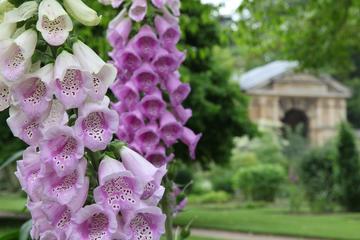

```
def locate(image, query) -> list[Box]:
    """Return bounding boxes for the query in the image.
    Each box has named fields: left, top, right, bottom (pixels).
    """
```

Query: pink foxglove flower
left=159, top=111, right=183, bottom=146
left=173, top=104, right=192, bottom=124
left=132, top=63, right=159, bottom=94
left=155, top=15, right=180, bottom=49
left=36, top=0, right=73, bottom=46
left=98, top=0, right=124, bottom=8
left=94, top=156, right=141, bottom=212
left=129, top=0, right=147, bottom=22
left=111, top=80, right=139, bottom=110
left=0, top=76, right=10, bottom=111
left=0, top=29, right=37, bottom=81
left=107, top=9, right=132, bottom=49
left=73, top=40, right=117, bottom=101
left=146, top=145, right=174, bottom=167
left=42, top=99, right=69, bottom=132
left=75, top=97, right=119, bottom=151
left=114, top=44, right=142, bottom=73
left=139, top=90, right=166, bottom=120
left=11, top=64, right=53, bottom=118
left=166, top=73, right=191, bottom=105
left=133, top=25, right=159, bottom=61
left=40, top=126, right=84, bottom=177
left=134, top=123, right=160, bottom=153
left=121, top=110, right=144, bottom=132
left=180, top=127, right=202, bottom=159
left=152, top=0, right=166, bottom=8
left=53, top=51, right=89, bottom=109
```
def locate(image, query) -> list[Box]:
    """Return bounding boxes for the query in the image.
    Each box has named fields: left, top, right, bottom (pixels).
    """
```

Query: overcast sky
left=201, top=0, right=243, bottom=16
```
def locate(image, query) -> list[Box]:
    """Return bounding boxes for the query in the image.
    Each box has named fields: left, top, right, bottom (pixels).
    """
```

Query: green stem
left=161, top=177, right=174, bottom=240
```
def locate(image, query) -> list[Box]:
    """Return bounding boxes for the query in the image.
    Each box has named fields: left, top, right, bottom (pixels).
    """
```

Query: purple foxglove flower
left=15, top=147, right=44, bottom=201
left=167, top=0, right=180, bottom=16
left=98, top=0, right=124, bottom=8
left=71, top=204, right=120, bottom=240
left=0, top=29, right=37, bottom=82
left=180, top=127, right=202, bottom=159
left=114, top=44, right=142, bottom=72
left=132, top=63, right=159, bottom=93
left=152, top=48, right=179, bottom=77
left=139, top=90, right=166, bottom=120
left=155, top=15, right=180, bottom=49
left=75, top=97, right=119, bottom=151
left=107, top=9, right=132, bottom=49
left=73, top=40, right=117, bottom=101
left=42, top=158, right=89, bottom=206
left=159, top=111, right=183, bottom=146
left=40, top=126, right=84, bottom=177
left=146, top=145, right=174, bottom=167
left=111, top=101, right=127, bottom=114
left=121, top=110, right=144, bottom=132
left=94, top=156, right=141, bottom=212
left=42, top=100, right=69, bottom=132
left=166, top=74, right=191, bottom=105
left=111, top=80, right=139, bottom=110
left=36, top=0, right=73, bottom=46
left=53, top=51, right=89, bottom=109
left=143, top=186, right=165, bottom=206
left=11, top=64, right=53, bottom=118
left=129, top=0, right=147, bottom=22
left=123, top=206, right=165, bottom=240
left=7, top=108, right=44, bottom=146
left=152, top=0, right=166, bottom=8
left=27, top=201, right=53, bottom=240
left=0, top=76, right=10, bottom=111
left=173, top=104, right=192, bottom=124
left=133, top=25, right=159, bottom=61
left=116, top=125, right=132, bottom=143
left=121, top=147, right=166, bottom=200
left=129, top=141, right=143, bottom=155
left=134, top=123, right=160, bottom=153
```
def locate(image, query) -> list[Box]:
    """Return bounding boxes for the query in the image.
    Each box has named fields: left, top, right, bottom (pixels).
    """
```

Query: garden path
left=192, top=228, right=321, bottom=240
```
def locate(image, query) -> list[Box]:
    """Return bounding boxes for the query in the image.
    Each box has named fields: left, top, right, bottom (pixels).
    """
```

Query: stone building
left=238, top=61, right=351, bottom=145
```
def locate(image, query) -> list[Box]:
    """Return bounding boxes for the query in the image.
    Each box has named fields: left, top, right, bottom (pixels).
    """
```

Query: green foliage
left=207, top=165, right=234, bottom=194
left=335, top=122, right=360, bottom=212
left=345, top=78, right=360, bottom=128
left=232, top=164, right=285, bottom=202
left=300, top=145, right=336, bottom=212
left=188, top=191, right=231, bottom=204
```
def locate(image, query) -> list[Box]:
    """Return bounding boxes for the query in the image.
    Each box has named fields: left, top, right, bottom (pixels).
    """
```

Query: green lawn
left=174, top=203, right=360, bottom=240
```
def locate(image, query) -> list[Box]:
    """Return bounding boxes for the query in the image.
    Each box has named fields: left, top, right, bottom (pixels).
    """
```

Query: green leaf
left=0, top=150, right=23, bottom=170
left=19, top=220, right=32, bottom=240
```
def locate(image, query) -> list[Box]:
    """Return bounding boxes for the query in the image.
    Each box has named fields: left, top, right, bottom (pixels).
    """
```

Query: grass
left=0, top=194, right=26, bottom=213
left=174, top=203, right=360, bottom=240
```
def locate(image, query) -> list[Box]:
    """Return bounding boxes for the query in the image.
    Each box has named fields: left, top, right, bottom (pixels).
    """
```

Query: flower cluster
left=1, top=1, right=166, bottom=239
left=105, top=0, right=202, bottom=170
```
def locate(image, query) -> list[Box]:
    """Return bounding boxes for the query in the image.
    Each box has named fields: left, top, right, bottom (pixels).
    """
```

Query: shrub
left=208, top=165, right=234, bottom=193
left=188, top=191, right=231, bottom=204
left=300, top=145, right=336, bottom=212
left=335, top=123, right=360, bottom=212
left=232, top=164, right=286, bottom=202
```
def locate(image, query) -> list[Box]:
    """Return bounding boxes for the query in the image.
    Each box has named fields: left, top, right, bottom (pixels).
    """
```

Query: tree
left=335, top=123, right=360, bottom=211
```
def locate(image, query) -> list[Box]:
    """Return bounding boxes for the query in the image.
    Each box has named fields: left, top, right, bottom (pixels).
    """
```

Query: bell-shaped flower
left=132, top=63, right=159, bottom=94
left=111, top=100, right=127, bottom=115
left=0, top=75, right=10, bottom=111
left=36, top=0, right=73, bottom=46
left=122, top=206, right=166, bottom=240
left=40, top=126, right=84, bottom=177
left=180, top=127, right=202, bottom=159
left=121, top=110, right=144, bottom=132
left=111, top=80, right=139, bottom=110
left=139, top=90, right=166, bottom=120
left=0, top=29, right=37, bottom=82
left=53, top=51, right=89, bottom=109
left=133, top=25, right=159, bottom=61
left=155, top=15, right=180, bottom=50
left=152, top=48, right=179, bottom=77
left=167, top=0, right=180, bottom=16
left=73, top=40, right=117, bottom=101
left=7, top=107, right=45, bottom=146
left=114, top=44, right=142, bottom=72
left=27, top=201, right=53, bottom=240
left=42, top=99, right=69, bottom=132
left=42, top=158, right=89, bottom=206
left=0, top=1, right=14, bottom=22
left=3, top=1, right=37, bottom=23
left=129, top=0, right=147, bottom=22
left=11, top=64, right=53, bottom=118
left=167, top=74, right=191, bottom=105
left=143, top=186, right=165, bottom=206
left=146, top=145, right=174, bottom=167
left=121, top=147, right=167, bottom=200
left=173, top=104, right=192, bottom=124
left=116, top=125, right=132, bottom=143
left=0, top=22, right=16, bottom=40
left=134, top=123, right=160, bottom=153
left=63, top=0, right=101, bottom=26
left=159, top=111, right=183, bottom=146
left=152, top=0, right=166, bottom=8
left=94, top=156, right=141, bottom=212
left=71, top=204, right=120, bottom=240
left=15, top=147, right=44, bottom=201
left=98, top=0, right=124, bottom=8
left=107, top=9, right=132, bottom=49
left=75, top=97, right=119, bottom=151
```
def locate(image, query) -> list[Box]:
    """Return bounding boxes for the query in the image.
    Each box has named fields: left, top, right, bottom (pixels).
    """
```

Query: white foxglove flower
left=36, top=0, right=73, bottom=46
left=63, top=0, right=101, bottom=26
left=3, top=1, right=38, bottom=23
left=0, top=22, right=16, bottom=40
left=0, top=0, right=14, bottom=23
left=73, top=40, right=117, bottom=101
left=0, top=75, right=10, bottom=111
left=0, top=29, right=37, bottom=82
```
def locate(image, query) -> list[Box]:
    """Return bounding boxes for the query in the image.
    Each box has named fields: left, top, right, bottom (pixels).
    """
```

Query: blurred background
left=1, top=0, right=360, bottom=239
